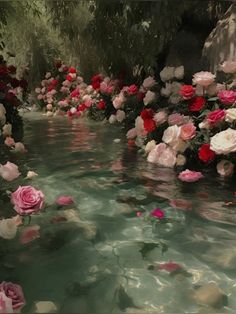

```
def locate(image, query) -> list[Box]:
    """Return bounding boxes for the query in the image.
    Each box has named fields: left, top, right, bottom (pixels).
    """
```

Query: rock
left=203, top=4, right=236, bottom=74
left=34, top=301, right=58, bottom=313
left=190, top=282, right=228, bottom=308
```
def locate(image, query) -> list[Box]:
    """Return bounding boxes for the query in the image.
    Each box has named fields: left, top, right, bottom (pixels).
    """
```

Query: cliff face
left=203, top=4, right=236, bottom=73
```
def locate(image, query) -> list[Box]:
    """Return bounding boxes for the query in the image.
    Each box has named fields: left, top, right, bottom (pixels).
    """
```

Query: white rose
left=145, top=140, right=156, bottom=153
left=147, top=143, right=176, bottom=167
left=143, top=91, right=156, bottom=106
left=135, top=116, right=145, bottom=136
left=109, top=114, right=117, bottom=124
left=142, top=76, right=156, bottom=89
left=162, top=125, right=180, bottom=146
left=176, top=154, right=186, bottom=166
left=210, top=128, right=236, bottom=154
left=192, top=71, right=215, bottom=87
left=153, top=111, right=167, bottom=125
left=160, top=67, right=175, bottom=82
left=174, top=66, right=184, bottom=80
left=171, top=82, right=182, bottom=94
left=0, top=216, right=21, bottom=239
left=116, top=110, right=125, bottom=122
left=225, top=109, right=236, bottom=123
left=216, top=160, right=234, bottom=176
left=45, top=72, right=51, bottom=79
left=2, top=123, right=12, bottom=136
left=169, top=94, right=181, bottom=105
left=161, top=83, right=172, bottom=97
left=220, top=61, right=236, bottom=74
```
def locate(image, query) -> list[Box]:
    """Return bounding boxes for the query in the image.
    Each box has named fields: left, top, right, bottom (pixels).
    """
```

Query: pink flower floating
left=0, top=281, right=25, bottom=313
left=178, top=169, right=204, bottom=182
left=55, top=195, right=74, bottom=206
left=150, top=208, right=165, bottom=219
left=157, top=261, right=183, bottom=273
left=11, top=186, right=45, bottom=215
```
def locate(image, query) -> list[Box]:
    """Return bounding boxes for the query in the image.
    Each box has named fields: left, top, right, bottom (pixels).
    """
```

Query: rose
left=140, top=109, right=154, bottom=120
left=210, top=128, right=236, bottom=154
left=169, top=199, right=192, bottom=211
left=0, top=282, right=25, bottom=312
left=12, top=142, right=27, bottom=153
left=2, top=123, right=12, bottom=136
left=55, top=196, right=74, bottom=206
left=188, top=97, right=206, bottom=112
left=116, top=110, right=125, bottom=122
left=192, top=71, right=215, bottom=87
left=26, top=171, right=38, bottom=179
left=162, top=125, right=180, bottom=146
left=69, top=67, right=76, bottom=73
left=147, top=143, right=176, bottom=167
left=126, top=128, right=137, bottom=139
left=180, top=123, right=196, bottom=141
left=216, top=160, right=234, bottom=176
left=225, top=108, right=236, bottom=123
left=113, top=93, right=125, bottom=109
left=198, top=144, right=216, bottom=163
left=174, top=66, right=184, bottom=80
left=179, top=85, right=195, bottom=100
left=0, top=216, right=22, bottom=240
left=127, top=84, right=138, bottom=95
left=169, top=94, right=181, bottom=105
left=150, top=208, right=164, bottom=219
left=160, top=66, right=175, bottom=82
left=11, top=186, right=44, bottom=215
left=0, top=162, right=20, bottom=182
left=153, top=111, right=167, bottom=125
left=20, top=225, right=40, bottom=244
left=142, top=76, right=156, bottom=89
left=218, top=90, right=236, bottom=105
left=143, top=91, right=156, bottom=106
left=46, top=104, right=53, bottom=111
left=176, top=154, right=186, bottom=166
left=143, top=119, right=156, bottom=133
left=207, top=83, right=225, bottom=96
left=168, top=113, right=185, bottom=126
left=0, top=291, right=13, bottom=313
left=207, top=109, right=225, bottom=125
left=97, top=100, right=106, bottom=110
left=4, top=137, right=15, bottom=147
left=220, top=61, right=236, bottom=74
left=145, top=140, right=156, bottom=153
left=178, top=169, right=204, bottom=182
left=109, top=114, right=117, bottom=124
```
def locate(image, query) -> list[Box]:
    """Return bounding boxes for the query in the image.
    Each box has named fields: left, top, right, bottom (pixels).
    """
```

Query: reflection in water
left=3, top=112, right=236, bottom=313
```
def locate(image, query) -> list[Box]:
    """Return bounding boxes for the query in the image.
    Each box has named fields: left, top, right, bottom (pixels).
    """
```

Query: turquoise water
left=2, top=112, right=236, bottom=313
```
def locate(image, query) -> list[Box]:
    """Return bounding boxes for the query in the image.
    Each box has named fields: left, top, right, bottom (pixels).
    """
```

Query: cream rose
left=192, top=71, right=216, bottom=87
left=162, top=125, right=180, bottom=146
left=225, top=108, right=236, bottom=123
left=145, top=140, right=156, bottom=153
left=210, top=128, right=236, bottom=154
left=143, top=91, right=156, bottom=106
left=153, top=111, right=167, bottom=125
left=160, top=67, right=175, bottom=82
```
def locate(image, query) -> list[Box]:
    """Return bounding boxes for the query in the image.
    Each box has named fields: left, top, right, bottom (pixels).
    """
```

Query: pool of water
left=2, top=112, right=236, bottom=313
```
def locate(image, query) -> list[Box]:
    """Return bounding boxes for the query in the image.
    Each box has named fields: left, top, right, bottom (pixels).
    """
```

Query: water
left=2, top=112, right=236, bottom=313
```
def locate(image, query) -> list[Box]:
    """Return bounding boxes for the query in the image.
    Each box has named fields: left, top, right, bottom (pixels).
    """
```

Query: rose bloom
left=11, top=186, right=45, bottom=215
left=126, top=128, right=137, bottom=139
left=47, top=104, right=53, bottom=111
left=210, top=128, right=236, bottom=154
left=161, top=83, right=172, bottom=97
left=225, top=108, right=236, bottom=123
left=0, top=291, right=13, bottom=313
left=109, top=114, right=117, bottom=124
left=0, top=161, right=20, bottom=182
left=178, top=169, right=204, bottom=182
left=160, top=66, right=175, bottom=82
left=153, top=111, right=167, bottom=125
left=192, top=71, right=216, bottom=87
left=168, top=113, right=185, bottom=126
left=147, top=143, right=177, bottom=167
left=162, top=125, right=180, bottom=146
left=0, top=282, right=25, bottom=312
left=143, top=91, right=156, bottom=106
left=188, top=96, right=206, bottom=112
left=116, top=110, right=126, bottom=122
left=198, top=144, right=216, bottom=163
left=150, top=208, right=164, bottom=219
left=174, top=65, right=184, bottom=80
left=207, top=109, right=225, bottom=125
left=179, top=85, right=195, bottom=100
left=4, top=136, right=15, bottom=147
left=144, top=119, right=156, bottom=133
left=0, top=216, right=22, bottom=240
left=218, top=90, right=236, bottom=105
left=145, top=140, right=156, bottom=153
left=56, top=195, right=74, bottom=206
left=207, top=83, right=225, bottom=96
left=97, top=100, right=106, bottom=110
left=127, top=84, right=138, bottom=95
left=20, top=225, right=40, bottom=244
left=216, top=160, right=234, bottom=177
left=13, top=142, right=27, bottom=153
left=220, top=61, right=236, bottom=74
left=180, top=123, right=196, bottom=140
left=142, top=76, right=156, bottom=90
left=176, top=154, right=186, bottom=166
left=2, top=123, right=12, bottom=136
left=113, top=93, right=125, bottom=109
left=140, top=108, right=154, bottom=120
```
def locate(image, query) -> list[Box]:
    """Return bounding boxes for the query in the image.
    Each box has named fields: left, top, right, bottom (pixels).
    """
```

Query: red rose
left=70, top=89, right=80, bottom=98
left=188, top=96, right=206, bottom=112
left=68, top=67, right=76, bottom=73
left=51, top=79, right=59, bottom=86
left=7, top=65, right=16, bottom=74
left=10, top=78, right=20, bottom=88
left=92, top=81, right=101, bottom=90
left=141, top=108, right=154, bottom=120
left=144, top=119, right=156, bottom=133
left=66, top=74, right=73, bottom=82
left=77, top=103, right=86, bottom=112
left=198, top=143, right=216, bottom=163
left=63, top=66, right=68, bottom=72
left=179, top=85, right=195, bottom=100
left=97, top=100, right=106, bottom=110
left=207, top=109, right=225, bottom=125
left=128, top=84, right=138, bottom=95
left=91, top=74, right=102, bottom=83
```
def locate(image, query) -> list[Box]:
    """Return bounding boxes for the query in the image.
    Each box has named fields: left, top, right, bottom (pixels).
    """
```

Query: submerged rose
left=20, top=225, right=40, bottom=244
left=0, top=282, right=25, bottom=312
left=11, top=186, right=45, bottom=215
left=178, top=169, right=204, bottom=182
left=150, top=208, right=165, bottom=219
left=55, top=195, right=74, bottom=206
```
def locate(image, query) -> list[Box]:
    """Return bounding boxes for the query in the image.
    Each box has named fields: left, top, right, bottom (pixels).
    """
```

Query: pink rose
left=11, top=186, right=45, bottom=215
left=113, top=93, right=125, bottom=109
left=178, top=169, right=204, bottom=182
left=192, top=71, right=215, bottom=87
left=180, top=123, right=196, bottom=140
left=20, top=225, right=40, bottom=244
left=168, top=113, right=185, bottom=126
left=169, top=199, right=192, bottom=211
left=0, top=291, right=13, bottom=313
left=126, top=128, right=137, bottom=139
left=0, top=162, right=20, bottom=182
left=218, top=90, right=236, bottom=105
left=127, top=84, right=138, bottom=95
left=207, top=109, right=225, bottom=125
left=150, top=208, right=164, bottom=219
left=153, top=111, right=167, bottom=125
left=147, top=143, right=177, bottom=167
left=0, top=282, right=25, bottom=312
left=4, top=137, right=15, bottom=147
left=55, top=195, right=74, bottom=206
